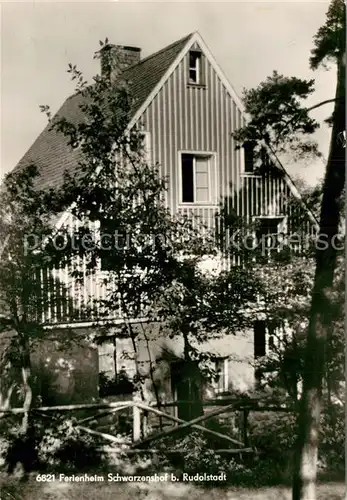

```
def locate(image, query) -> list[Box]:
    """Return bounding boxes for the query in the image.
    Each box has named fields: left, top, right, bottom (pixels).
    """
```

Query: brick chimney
left=99, top=44, right=141, bottom=81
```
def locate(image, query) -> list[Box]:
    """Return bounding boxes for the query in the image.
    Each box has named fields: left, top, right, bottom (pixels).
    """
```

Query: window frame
left=188, top=50, right=202, bottom=85
left=97, top=337, right=136, bottom=380
left=212, top=357, right=229, bottom=394
left=242, top=141, right=256, bottom=174
left=178, top=151, right=218, bottom=207
left=252, top=215, right=287, bottom=258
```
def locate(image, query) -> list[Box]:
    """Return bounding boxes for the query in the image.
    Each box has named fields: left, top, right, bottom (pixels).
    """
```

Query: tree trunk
left=19, top=335, right=33, bottom=434
left=292, top=51, right=345, bottom=500
left=181, top=331, right=204, bottom=422
left=0, top=384, right=15, bottom=416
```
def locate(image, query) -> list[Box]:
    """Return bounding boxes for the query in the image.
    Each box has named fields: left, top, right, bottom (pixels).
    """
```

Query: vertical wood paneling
left=162, top=84, right=168, bottom=186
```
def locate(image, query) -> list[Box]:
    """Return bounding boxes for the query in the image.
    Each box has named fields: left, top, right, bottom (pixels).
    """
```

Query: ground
left=0, top=474, right=345, bottom=500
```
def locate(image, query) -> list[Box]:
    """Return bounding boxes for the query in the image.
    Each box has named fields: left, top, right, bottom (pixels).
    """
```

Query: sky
left=1, top=1, right=335, bottom=186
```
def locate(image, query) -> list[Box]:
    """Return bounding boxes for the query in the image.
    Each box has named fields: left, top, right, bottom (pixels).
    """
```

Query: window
left=213, top=358, right=229, bottom=393
left=99, top=217, right=123, bottom=272
left=181, top=153, right=216, bottom=204
left=98, top=338, right=136, bottom=397
left=267, top=321, right=276, bottom=351
left=243, top=142, right=255, bottom=173
left=254, top=320, right=266, bottom=358
left=189, top=51, right=202, bottom=84
left=98, top=339, right=116, bottom=380
left=255, top=217, right=284, bottom=256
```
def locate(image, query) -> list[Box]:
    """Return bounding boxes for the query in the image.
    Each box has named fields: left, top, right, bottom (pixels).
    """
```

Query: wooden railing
left=2, top=396, right=295, bottom=455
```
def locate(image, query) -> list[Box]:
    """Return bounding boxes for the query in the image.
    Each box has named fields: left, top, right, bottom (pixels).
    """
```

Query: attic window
left=189, top=51, right=202, bottom=84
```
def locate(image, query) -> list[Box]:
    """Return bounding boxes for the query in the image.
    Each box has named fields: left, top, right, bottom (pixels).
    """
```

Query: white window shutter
left=195, top=156, right=210, bottom=202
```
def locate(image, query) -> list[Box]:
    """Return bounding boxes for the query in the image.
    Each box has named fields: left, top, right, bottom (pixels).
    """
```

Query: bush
left=248, top=411, right=297, bottom=455
left=319, top=403, right=344, bottom=473
left=37, top=418, right=106, bottom=472
left=246, top=411, right=297, bottom=484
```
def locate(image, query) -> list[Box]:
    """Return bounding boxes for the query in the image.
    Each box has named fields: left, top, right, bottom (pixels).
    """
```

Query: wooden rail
left=3, top=397, right=295, bottom=454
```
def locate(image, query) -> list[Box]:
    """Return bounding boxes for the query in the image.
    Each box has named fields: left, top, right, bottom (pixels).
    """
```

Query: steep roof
left=12, top=33, right=194, bottom=191
left=123, top=33, right=193, bottom=116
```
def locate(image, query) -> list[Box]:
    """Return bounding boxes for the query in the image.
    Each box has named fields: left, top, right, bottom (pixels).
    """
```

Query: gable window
left=180, top=153, right=216, bottom=204
left=189, top=51, right=202, bottom=84
left=213, top=358, right=229, bottom=394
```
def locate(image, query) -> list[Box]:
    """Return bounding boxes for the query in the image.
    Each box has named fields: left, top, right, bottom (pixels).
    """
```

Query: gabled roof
left=123, top=33, right=193, bottom=116
left=12, top=33, right=194, bottom=191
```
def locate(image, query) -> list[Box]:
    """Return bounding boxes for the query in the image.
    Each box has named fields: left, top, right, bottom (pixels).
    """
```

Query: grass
left=0, top=473, right=345, bottom=500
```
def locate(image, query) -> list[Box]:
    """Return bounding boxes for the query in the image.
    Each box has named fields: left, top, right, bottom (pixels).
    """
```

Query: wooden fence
left=0, top=396, right=295, bottom=455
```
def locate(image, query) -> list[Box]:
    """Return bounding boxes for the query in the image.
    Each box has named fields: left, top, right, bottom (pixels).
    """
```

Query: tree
left=254, top=251, right=344, bottom=409
left=292, top=2, right=345, bottom=498
left=0, top=165, right=62, bottom=432
left=233, top=2, right=345, bottom=497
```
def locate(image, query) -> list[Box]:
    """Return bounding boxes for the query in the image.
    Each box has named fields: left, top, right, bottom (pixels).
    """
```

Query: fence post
left=142, top=410, right=149, bottom=437
left=133, top=394, right=141, bottom=442
left=242, top=409, right=249, bottom=447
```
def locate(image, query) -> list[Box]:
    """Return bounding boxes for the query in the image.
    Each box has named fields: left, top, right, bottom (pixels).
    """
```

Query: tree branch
left=306, top=97, right=340, bottom=113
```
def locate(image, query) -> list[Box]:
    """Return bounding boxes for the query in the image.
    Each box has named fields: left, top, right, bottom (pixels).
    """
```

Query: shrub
left=246, top=411, right=297, bottom=484
left=37, top=418, right=106, bottom=472
left=0, top=436, right=10, bottom=468
left=319, top=403, right=344, bottom=473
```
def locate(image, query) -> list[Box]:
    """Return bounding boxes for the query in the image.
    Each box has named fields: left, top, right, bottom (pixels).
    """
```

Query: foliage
left=249, top=412, right=297, bottom=457
left=319, top=403, right=344, bottom=472
left=310, top=0, right=346, bottom=70
left=99, top=371, right=134, bottom=397
left=171, top=431, right=229, bottom=475
left=155, top=427, right=293, bottom=487
left=254, top=251, right=344, bottom=405
left=0, top=416, right=107, bottom=474
left=37, top=417, right=106, bottom=472
left=233, top=72, right=321, bottom=160
left=0, top=165, right=64, bottom=431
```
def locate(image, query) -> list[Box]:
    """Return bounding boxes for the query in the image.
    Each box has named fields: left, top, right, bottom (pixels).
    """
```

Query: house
left=11, top=32, right=317, bottom=409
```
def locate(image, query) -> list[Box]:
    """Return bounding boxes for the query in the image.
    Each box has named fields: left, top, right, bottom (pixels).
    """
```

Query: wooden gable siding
left=37, top=213, right=117, bottom=325
left=139, top=42, right=244, bottom=224
left=136, top=42, right=312, bottom=236
left=239, top=171, right=315, bottom=235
